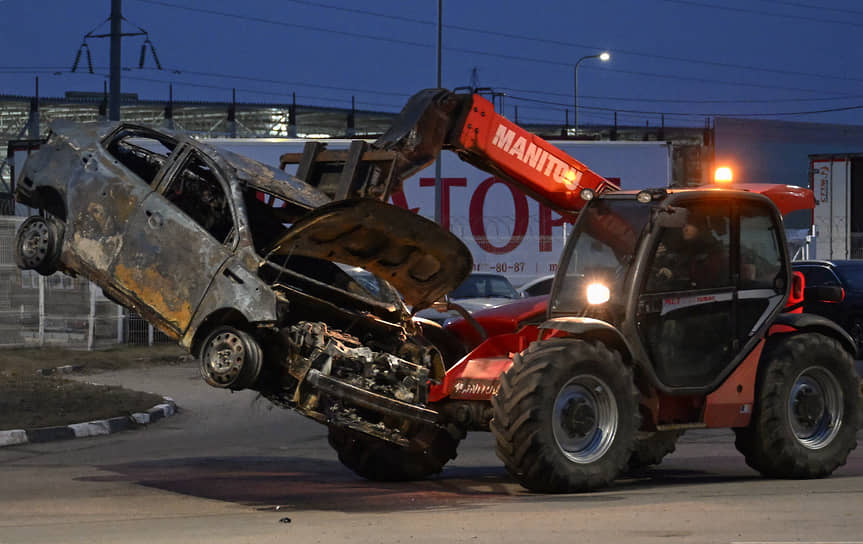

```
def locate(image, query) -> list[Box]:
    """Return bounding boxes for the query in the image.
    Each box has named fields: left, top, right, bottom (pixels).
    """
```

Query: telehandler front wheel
left=328, top=425, right=461, bottom=481
left=734, top=332, right=860, bottom=479
left=490, top=339, right=640, bottom=492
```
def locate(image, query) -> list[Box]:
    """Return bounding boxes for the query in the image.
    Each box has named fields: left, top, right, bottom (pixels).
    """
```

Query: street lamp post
left=573, top=51, right=610, bottom=135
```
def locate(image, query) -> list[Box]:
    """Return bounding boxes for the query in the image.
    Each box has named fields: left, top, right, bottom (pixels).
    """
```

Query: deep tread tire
left=328, top=425, right=460, bottom=482
left=848, top=318, right=863, bottom=358
left=199, top=326, right=263, bottom=390
left=626, top=430, right=684, bottom=472
left=15, top=215, right=64, bottom=276
left=734, top=333, right=860, bottom=479
left=490, top=339, right=640, bottom=493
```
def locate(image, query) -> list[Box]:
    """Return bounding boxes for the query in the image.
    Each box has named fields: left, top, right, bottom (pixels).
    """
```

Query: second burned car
left=14, top=120, right=474, bottom=475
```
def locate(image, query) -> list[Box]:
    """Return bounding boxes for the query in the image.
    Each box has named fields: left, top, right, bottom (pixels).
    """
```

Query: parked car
left=415, top=272, right=522, bottom=324
left=792, top=260, right=863, bottom=354
left=518, top=274, right=555, bottom=297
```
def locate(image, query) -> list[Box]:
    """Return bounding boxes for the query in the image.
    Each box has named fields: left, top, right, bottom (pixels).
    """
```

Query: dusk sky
left=2, top=0, right=863, bottom=128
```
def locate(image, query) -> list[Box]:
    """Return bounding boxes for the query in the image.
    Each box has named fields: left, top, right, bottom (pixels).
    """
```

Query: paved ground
left=1, top=363, right=862, bottom=544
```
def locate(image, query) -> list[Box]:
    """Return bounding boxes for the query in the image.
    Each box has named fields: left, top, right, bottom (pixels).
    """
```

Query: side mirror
left=804, top=285, right=845, bottom=303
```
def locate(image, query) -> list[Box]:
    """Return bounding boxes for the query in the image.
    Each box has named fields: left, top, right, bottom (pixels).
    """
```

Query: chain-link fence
left=0, top=216, right=174, bottom=349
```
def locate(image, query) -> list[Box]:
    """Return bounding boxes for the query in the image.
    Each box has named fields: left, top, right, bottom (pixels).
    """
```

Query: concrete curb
left=0, top=398, right=178, bottom=448
left=36, top=364, right=86, bottom=377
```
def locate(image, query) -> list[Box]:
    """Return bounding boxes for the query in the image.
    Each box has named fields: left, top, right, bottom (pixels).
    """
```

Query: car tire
left=734, top=332, right=860, bottom=478
left=490, top=338, right=640, bottom=492
left=199, top=326, right=263, bottom=390
left=848, top=317, right=863, bottom=358
left=328, top=425, right=461, bottom=481
left=15, top=215, right=64, bottom=276
left=626, top=430, right=684, bottom=473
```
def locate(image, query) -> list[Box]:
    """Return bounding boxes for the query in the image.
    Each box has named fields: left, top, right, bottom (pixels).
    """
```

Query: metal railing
left=0, top=216, right=174, bottom=349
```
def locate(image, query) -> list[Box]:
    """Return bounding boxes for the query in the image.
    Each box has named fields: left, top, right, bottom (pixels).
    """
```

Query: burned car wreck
left=14, top=118, right=473, bottom=476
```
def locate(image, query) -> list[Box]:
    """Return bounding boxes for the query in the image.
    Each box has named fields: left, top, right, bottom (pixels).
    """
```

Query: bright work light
left=586, top=282, right=611, bottom=305
left=714, top=166, right=733, bottom=183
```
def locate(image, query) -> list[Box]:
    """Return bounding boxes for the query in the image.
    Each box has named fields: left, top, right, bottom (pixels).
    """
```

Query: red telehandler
left=290, top=88, right=860, bottom=492
left=17, top=86, right=855, bottom=493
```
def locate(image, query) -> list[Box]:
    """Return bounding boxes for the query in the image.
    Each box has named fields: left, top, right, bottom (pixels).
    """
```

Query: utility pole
left=109, top=0, right=122, bottom=121
left=434, top=0, right=443, bottom=225
left=27, top=77, right=39, bottom=139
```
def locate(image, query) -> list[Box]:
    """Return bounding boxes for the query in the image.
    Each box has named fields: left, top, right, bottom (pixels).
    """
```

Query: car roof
left=793, top=260, right=863, bottom=268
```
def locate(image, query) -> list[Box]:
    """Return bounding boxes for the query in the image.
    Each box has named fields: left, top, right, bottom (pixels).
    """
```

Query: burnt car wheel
left=15, top=215, right=64, bottom=276
left=328, top=425, right=461, bottom=481
left=199, top=326, right=263, bottom=390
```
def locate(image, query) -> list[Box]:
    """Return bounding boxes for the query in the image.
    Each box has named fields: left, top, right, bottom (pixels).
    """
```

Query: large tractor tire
left=626, top=430, right=684, bottom=473
left=328, top=425, right=461, bottom=482
left=734, top=332, right=860, bottom=479
left=15, top=215, right=64, bottom=276
left=490, top=339, right=640, bottom=492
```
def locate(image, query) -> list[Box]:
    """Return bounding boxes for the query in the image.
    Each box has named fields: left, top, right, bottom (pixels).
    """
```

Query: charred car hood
left=267, top=199, right=472, bottom=309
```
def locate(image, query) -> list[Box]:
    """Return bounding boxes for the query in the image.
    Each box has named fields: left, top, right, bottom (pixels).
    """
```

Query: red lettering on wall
left=469, top=177, right=529, bottom=255
left=419, top=177, right=467, bottom=231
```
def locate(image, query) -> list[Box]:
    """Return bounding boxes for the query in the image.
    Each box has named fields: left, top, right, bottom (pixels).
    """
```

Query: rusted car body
left=14, top=120, right=472, bottom=447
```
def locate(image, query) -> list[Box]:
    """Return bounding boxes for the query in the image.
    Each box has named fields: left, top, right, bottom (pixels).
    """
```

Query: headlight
left=586, top=282, right=610, bottom=305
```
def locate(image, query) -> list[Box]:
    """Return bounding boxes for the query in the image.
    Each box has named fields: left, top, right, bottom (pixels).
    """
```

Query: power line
left=508, top=93, right=863, bottom=118
left=494, top=85, right=863, bottom=104
left=131, top=0, right=431, bottom=49
left=659, top=0, right=863, bottom=28
left=276, top=0, right=431, bottom=26
left=754, top=0, right=863, bottom=17
left=258, top=0, right=863, bottom=84
left=130, top=0, right=863, bottom=87
left=450, top=46, right=858, bottom=93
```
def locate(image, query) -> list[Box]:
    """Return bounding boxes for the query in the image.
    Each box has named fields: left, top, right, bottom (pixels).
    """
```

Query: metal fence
left=0, top=216, right=173, bottom=349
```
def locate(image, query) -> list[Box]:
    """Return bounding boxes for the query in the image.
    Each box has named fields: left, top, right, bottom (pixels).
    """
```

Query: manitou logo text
left=491, top=124, right=583, bottom=190
left=452, top=379, right=500, bottom=399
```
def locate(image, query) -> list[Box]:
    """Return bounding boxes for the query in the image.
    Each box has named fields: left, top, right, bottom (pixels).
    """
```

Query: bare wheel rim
left=552, top=374, right=618, bottom=464
left=787, top=365, right=843, bottom=450
left=20, top=220, right=51, bottom=268
left=203, top=331, right=246, bottom=386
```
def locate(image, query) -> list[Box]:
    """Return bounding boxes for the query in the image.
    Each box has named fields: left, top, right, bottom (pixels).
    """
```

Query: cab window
left=740, top=205, right=783, bottom=289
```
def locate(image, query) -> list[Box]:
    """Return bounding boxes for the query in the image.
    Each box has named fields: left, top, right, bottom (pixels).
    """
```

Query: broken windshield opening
left=105, top=128, right=177, bottom=186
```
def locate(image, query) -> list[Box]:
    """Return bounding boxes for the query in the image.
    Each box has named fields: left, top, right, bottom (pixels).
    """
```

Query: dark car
left=792, top=260, right=863, bottom=353
left=414, top=273, right=522, bottom=324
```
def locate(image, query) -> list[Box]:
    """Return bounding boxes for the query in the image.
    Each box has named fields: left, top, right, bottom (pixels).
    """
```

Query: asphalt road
left=1, top=363, right=862, bottom=544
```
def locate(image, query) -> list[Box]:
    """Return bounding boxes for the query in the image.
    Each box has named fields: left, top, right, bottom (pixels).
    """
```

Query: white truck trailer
left=810, top=153, right=863, bottom=260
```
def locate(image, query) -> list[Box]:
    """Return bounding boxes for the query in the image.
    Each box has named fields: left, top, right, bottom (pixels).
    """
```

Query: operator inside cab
left=648, top=209, right=730, bottom=292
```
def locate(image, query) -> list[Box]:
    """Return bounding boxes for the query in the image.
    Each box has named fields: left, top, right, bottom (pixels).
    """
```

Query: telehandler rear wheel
left=328, top=425, right=461, bottom=482
left=734, top=332, right=860, bottom=478
left=490, top=338, right=640, bottom=492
